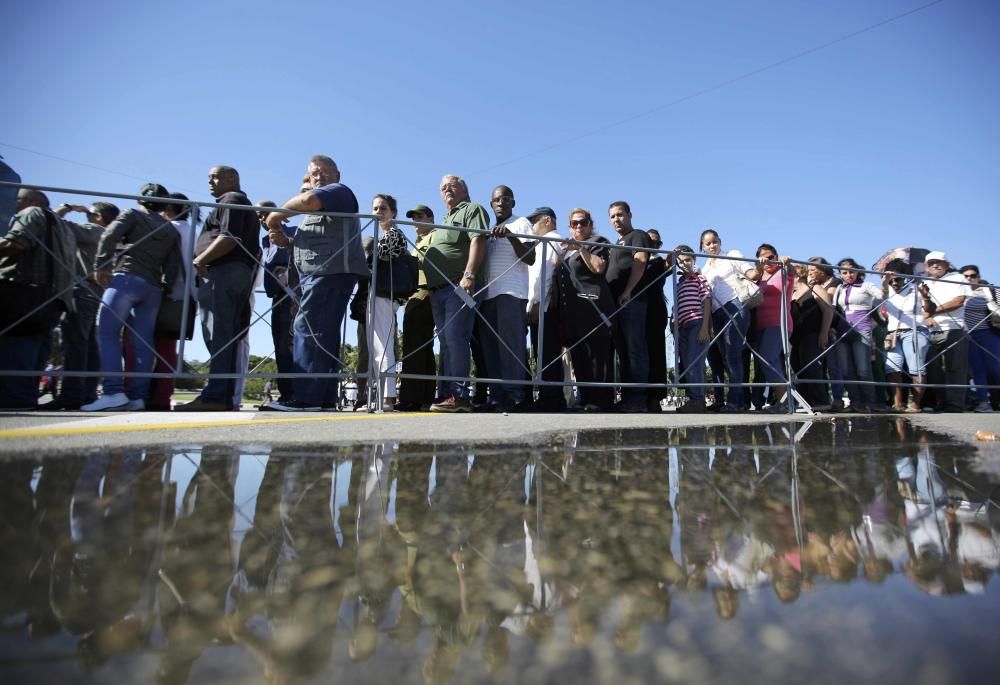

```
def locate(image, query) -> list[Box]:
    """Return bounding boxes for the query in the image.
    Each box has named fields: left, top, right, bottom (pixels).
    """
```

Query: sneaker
left=430, top=396, right=472, bottom=413
left=173, top=397, right=232, bottom=412
left=975, top=401, right=994, bottom=414
left=81, top=393, right=130, bottom=412
left=126, top=399, right=145, bottom=411
left=269, top=399, right=322, bottom=412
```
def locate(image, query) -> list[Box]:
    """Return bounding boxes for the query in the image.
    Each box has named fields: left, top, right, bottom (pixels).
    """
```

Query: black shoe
left=394, top=402, right=420, bottom=412
left=270, top=399, right=322, bottom=412
left=174, top=397, right=232, bottom=412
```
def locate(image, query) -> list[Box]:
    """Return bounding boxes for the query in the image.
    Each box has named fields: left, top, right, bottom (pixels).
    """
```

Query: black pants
left=530, top=305, right=564, bottom=407
left=399, top=290, right=437, bottom=408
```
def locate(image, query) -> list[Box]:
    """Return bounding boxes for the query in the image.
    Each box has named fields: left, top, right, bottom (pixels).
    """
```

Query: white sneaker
left=81, top=393, right=129, bottom=412
left=974, top=401, right=993, bottom=413
left=126, top=399, right=145, bottom=411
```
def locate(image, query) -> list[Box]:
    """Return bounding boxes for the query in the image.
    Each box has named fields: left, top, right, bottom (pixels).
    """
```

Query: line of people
left=3, top=159, right=1000, bottom=413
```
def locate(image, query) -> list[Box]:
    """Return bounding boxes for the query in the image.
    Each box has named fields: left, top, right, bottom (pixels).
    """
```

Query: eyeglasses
left=570, top=219, right=590, bottom=228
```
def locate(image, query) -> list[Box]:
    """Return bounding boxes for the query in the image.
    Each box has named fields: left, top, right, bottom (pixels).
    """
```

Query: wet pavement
left=0, top=419, right=998, bottom=684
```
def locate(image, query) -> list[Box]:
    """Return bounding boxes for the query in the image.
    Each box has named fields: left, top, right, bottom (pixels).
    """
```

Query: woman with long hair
left=746, top=243, right=795, bottom=411
left=832, top=257, right=887, bottom=412
left=369, top=194, right=407, bottom=411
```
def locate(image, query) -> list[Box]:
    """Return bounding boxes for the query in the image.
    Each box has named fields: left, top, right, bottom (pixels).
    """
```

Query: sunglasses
left=570, top=219, right=591, bottom=228
left=963, top=272, right=979, bottom=279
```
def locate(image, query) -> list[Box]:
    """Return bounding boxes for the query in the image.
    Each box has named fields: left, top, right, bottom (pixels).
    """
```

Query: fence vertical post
left=536, top=239, right=548, bottom=396
left=780, top=261, right=794, bottom=414
left=367, top=218, right=380, bottom=412
left=670, top=255, right=681, bottom=408
left=175, top=202, right=199, bottom=381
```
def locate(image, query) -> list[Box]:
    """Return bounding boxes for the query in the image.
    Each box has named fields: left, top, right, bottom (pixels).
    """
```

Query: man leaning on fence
left=0, top=189, right=75, bottom=410
left=265, top=155, right=367, bottom=412
left=175, top=166, right=260, bottom=412
left=423, top=175, right=489, bottom=413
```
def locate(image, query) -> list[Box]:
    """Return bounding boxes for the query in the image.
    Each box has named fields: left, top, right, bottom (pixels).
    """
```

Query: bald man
left=0, top=188, right=75, bottom=409
left=175, top=166, right=259, bottom=411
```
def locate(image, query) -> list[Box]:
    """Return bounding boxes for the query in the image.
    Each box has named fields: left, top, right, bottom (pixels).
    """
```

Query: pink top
left=755, top=268, right=796, bottom=332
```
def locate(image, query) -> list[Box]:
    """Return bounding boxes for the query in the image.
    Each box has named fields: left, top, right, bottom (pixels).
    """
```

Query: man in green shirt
left=397, top=204, right=438, bottom=410
left=423, top=176, right=489, bottom=412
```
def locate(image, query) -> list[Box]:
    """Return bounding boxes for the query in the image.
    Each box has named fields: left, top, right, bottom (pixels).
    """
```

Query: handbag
left=0, top=211, right=66, bottom=335
left=373, top=252, right=419, bottom=300
left=733, top=274, right=762, bottom=309
left=155, top=296, right=197, bottom=340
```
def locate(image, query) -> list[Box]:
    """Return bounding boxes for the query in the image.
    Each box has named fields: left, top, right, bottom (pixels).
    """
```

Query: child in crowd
left=673, top=245, right=712, bottom=412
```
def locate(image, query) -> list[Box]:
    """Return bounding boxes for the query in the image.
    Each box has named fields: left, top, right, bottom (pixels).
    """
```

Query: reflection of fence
left=3, top=180, right=998, bottom=413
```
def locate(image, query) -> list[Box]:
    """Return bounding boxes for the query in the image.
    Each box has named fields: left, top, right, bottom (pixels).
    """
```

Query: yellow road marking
left=0, top=412, right=430, bottom=440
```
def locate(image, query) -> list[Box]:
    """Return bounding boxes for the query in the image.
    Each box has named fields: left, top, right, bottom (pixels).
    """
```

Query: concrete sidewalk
left=2, top=406, right=999, bottom=457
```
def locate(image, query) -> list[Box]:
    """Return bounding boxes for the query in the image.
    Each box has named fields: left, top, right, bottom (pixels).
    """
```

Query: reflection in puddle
left=1, top=419, right=998, bottom=683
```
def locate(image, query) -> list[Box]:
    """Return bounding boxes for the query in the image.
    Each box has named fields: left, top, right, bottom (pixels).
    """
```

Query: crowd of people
left=2, top=154, right=999, bottom=414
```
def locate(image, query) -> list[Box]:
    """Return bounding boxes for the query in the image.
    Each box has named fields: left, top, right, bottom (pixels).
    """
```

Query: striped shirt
left=674, top=272, right=711, bottom=326
left=965, top=287, right=998, bottom=332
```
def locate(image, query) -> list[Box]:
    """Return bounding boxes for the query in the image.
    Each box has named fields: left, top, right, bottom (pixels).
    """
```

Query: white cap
left=925, top=251, right=948, bottom=264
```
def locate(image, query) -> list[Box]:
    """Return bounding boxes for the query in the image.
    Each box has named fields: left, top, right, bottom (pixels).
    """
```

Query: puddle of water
left=0, top=419, right=998, bottom=684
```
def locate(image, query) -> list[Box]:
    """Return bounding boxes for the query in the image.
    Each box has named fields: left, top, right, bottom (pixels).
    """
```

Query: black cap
left=405, top=204, right=434, bottom=219
left=526, top=206, right=556, bottom=222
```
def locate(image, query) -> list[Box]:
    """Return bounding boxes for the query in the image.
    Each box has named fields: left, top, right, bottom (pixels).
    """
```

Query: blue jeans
left=480, top=294, right=528, bottom=406
left=678, top=319, right=709, bottom=401
left=835, top=327, right=876, bottom=408
left=0, top=331, right=52, bottom=407
left=754, top=326, right=787, bottom=384
left=60, top=285, right=101, bottom=404
left=98, top=272, right=162, bottom=399
left=293, top=273, right=357, bottom=406
left=198, top=261, right=255, bottom=404
left=710, top=300, right=749, bottom=407
left=431, top=285, right=476, bottom=400
left=612, top=297, right=649, bottom=403
left=969, top=328, right=1000, bottom=403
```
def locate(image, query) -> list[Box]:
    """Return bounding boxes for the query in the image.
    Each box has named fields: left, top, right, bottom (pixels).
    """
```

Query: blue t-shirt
left=312, top=183, right=359, bottom=213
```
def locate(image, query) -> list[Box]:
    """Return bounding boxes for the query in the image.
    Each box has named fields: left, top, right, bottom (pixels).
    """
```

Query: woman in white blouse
left=833, top=257, right=886, bottom=412
left=699, top=229, right=753, bottom=413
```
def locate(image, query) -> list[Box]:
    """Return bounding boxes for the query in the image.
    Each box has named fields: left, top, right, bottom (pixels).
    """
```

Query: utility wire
left=0, top=141, right=193, bottom=193
left=469, top=0, right=948, bottom=177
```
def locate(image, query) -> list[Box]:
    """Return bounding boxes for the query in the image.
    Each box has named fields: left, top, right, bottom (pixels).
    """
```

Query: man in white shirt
left=525, top=207, right=565, bottom=411
left=479, top=185, right=535, bottom=410
left=922, top=250, right=972, bottom=412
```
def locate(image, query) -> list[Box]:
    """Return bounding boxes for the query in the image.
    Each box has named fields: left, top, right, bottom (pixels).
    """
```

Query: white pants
left=370, top=296, right=399, bottom=398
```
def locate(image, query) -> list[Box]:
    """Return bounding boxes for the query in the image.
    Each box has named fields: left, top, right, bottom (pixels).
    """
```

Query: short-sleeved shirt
left=883, top=285, right=928, bottom=331
left=423, top=201, right=490, bottom=288
left=527, top=231, right=564, bottom=312
left=605, top=228, right=652, bottom=298
left=294, top=182, right=367, bottom=277
left=926, top=272, right=972, bottom=331
left=198, top=190, right=260, bottom=268
left=485, top=214, right=534, bottom=300
left=702, top=250, right=750, bottom=311
left=413, top=231, right=434, bottom=287
left=674, top=272, right=711, bottom=326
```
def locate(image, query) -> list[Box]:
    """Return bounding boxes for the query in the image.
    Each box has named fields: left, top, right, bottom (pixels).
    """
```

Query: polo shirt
left=200, top=190, right=260, bottom=268
left=423, top=201, right=490, bottom=288
left=926, top=272, right=972, bottom=331
left=605, top=228, right=652, bottom=298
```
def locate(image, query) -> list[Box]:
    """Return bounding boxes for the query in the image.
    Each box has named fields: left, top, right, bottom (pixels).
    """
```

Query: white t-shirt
left=926, top=271, right=972, bottom=331
left=882, top=284, right=927, bottom=331
left=701, top=249, right=750, bottom=312
left=485, top=215, right=533, bottom=301
left=526, top=230, right=564, bottom=312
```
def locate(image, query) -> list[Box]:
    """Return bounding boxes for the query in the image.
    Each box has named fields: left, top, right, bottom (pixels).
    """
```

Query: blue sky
left=2, top=0, right=998, bottom=362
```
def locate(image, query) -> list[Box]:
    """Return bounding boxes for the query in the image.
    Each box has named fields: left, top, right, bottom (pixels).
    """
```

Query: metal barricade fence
left=2, top=180, right=999, bottom=413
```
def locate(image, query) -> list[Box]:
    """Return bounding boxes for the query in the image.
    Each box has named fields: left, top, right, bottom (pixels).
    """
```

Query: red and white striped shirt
left=674, top=272, right=711, bottom=326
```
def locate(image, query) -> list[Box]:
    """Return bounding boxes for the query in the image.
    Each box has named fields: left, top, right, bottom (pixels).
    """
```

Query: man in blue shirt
left=265, top=155, right=367, bottom=411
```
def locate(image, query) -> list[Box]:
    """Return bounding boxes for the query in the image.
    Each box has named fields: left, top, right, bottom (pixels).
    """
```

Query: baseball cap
left=925, top=251, right=949, bottom=265
left=526, top=206, right=556, bottom=222
left=405, top=204, right=434, bottom=219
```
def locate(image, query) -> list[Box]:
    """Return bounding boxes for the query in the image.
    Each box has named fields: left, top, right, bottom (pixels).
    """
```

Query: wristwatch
left=462, top=271, right=475, bottom=279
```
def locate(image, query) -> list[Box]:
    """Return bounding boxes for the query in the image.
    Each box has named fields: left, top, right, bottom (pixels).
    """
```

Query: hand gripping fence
left=4, top=180, right=999, bottom=411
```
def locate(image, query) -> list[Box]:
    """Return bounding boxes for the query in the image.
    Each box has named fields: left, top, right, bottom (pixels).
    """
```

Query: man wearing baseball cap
left=396, top=204, right=437, bottom=410
left=922, top=250, right=972, bottom=412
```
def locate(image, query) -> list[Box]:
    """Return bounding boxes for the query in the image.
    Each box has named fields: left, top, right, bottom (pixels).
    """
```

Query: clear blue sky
left=2, top=0, right=997, bottom=363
